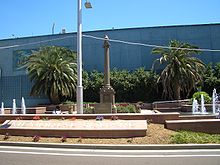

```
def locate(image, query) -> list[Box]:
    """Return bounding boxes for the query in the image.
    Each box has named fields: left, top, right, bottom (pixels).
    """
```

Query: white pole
left=77, top=0, right=83, bottom=114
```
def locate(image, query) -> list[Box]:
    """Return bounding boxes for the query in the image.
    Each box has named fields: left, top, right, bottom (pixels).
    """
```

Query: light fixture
left=85, top=1, right=92, bottom=9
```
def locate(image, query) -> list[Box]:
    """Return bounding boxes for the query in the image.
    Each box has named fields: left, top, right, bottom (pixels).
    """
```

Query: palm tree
left=152, top=40, right=205, bottom=100
left=23, top=46, right=77, bottom=104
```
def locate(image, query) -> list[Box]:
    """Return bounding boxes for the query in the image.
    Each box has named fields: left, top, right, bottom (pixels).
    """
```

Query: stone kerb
left=2, top=107, right=46, bottom=114
left=165, top=119, right=220, bottom=134
left=0, top=113, right=180, bottom=124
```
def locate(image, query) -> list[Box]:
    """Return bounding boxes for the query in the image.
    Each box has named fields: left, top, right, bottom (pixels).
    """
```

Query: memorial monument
left=95, top=35, right=115, bottom=114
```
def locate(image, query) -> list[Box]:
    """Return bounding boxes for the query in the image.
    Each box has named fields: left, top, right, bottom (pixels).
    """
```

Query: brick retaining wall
left=165, top=119, right=220, bottom=134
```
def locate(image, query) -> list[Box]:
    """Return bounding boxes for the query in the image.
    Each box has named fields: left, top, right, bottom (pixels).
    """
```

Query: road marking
left=0, top=146, right=220, bottom=153
left=0, top=150, right=220, bottom=158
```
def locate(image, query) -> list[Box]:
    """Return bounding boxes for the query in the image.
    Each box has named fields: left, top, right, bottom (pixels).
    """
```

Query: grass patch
left=170, top=131, right=220, bottom=144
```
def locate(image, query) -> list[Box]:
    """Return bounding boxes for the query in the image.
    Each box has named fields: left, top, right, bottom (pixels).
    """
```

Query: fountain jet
left=201, top=94, right=207, bottom=114
left=192, top=98, right=199, bottom=114
left=21, top=97, right=26, bottom=114
left=212, top=88, right=218, bottom=114
left=12, top=99, right=17, bottom=114
left=1, top=102, right=4, bottom=114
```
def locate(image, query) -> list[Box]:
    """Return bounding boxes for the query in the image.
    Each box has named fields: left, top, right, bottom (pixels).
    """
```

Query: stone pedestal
left=94, top=103, right=112, bottom=114
left=95, top=86, right=115, bottom=114
left=100, top=86, right=115, bottom=104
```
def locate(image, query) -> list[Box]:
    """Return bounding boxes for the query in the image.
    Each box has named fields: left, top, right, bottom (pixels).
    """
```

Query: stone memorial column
left=95, top=35, right=115, bottom=114
left=104, top=35, right=110, bottom=88
left=100, top=35, right=115, bottom=105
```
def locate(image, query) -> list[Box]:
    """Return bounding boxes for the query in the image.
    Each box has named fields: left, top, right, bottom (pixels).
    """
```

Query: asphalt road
left=0, top=146, right=220, bottom=165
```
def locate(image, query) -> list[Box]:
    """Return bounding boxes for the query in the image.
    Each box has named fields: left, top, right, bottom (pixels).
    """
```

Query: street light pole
left=77, top=0, right=83, bottom=114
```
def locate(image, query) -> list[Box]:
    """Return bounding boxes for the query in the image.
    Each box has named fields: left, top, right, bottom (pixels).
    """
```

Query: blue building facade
left=0, top=23, right=220, bottom=106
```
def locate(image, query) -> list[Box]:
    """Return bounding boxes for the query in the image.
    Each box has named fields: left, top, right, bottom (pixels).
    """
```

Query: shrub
left=192, top=91, right=211, bottom=103
left=62, top=100, right=75, bottom=105
left=33, top=135, right=40, bottom=142
left=117, top=104, right=140, bottom=113
left=111, top=115, right=118, bottom=120
left=78, top=136, right=83, bottom=143
left=202, top=63, right=220, bottom=96
left=3, top=133, right=10, bottom=140
left=84, top=107, right=95, bottom=114
left=83, top=71, right=103, bottom=102
left=61, top=136, right=67, bottom=143
left=83, top=68, right=160, bottom=103
left=16, top=117, right=23, bottom=120
left=42, top=117, right=49, bottom=120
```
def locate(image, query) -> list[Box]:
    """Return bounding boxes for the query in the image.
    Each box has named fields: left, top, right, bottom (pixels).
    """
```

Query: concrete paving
left=140, top=109, right=155, bottom=114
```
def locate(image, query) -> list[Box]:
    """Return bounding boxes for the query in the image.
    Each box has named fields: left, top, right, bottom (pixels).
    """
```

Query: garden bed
left=0, top=124, right=173, bottom=144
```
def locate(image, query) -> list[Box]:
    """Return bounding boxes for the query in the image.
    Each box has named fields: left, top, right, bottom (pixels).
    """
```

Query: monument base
left=94, top=103, right=112, bottom=114
left=100, top=86, right=115, bottom=104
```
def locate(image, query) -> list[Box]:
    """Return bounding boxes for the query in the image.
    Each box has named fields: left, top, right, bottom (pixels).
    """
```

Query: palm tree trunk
left=173, top=83, right=181, bottom=100
left=49, top=93, right=60, bottom=104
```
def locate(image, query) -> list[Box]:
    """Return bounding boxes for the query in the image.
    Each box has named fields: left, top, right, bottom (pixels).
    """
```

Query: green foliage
left=83, top=70, right=103, bottom=102
left=116, top=104, right=140, bottom=113
left=202, top=63, right=220, bottom=95
left=152, top=40, right=205, bottom=100
left=62, top=100, right=75, bottom=105
left=131, top=68, right=160, bottom=102
left=170, top=131, right=220, bottom=144
left=110, top=69, right=134, bottom=102
left=83, top=68, right=159, bottom=102
left=82, top=58, right=220, bottom=103
left=83, top=107, right=95, bottom=114
left=192, top=91, right=211, bottom=103
left=23, top=46, right=77, bottom=104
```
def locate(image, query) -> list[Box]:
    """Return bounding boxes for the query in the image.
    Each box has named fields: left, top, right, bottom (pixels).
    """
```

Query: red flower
left=33, top=116, right=40, bottom=120
left=71, top=117, right=76, bottom=120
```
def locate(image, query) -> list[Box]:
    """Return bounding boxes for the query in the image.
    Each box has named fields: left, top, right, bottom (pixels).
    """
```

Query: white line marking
left=0, top=146, right=220, bottom=153
left=0, top=150, right=220, bottom=158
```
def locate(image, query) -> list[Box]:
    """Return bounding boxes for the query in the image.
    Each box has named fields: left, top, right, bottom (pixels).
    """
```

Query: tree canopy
left=23, top=46, right=77, bottom=104
left=152, top=40, right=205, bottom=100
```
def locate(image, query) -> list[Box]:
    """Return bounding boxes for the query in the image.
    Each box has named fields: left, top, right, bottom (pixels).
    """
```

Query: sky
left=0, top=0, right=220, bottom=40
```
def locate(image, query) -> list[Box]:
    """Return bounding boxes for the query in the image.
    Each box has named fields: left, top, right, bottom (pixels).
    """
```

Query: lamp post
left=77, top=0, right=92, bottom=114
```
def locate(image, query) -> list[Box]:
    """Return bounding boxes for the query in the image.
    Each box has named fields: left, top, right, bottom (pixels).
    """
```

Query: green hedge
left=79, top=63, right=220, bottom=103
left=83, top=68, right=160, bottom=103
left=116, top=104, right=140, bottom=113
left=202, top=63, right=220, bottom=96
left=83, top=104, right=140, bottom=114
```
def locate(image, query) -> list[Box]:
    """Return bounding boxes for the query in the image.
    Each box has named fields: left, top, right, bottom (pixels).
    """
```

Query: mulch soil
left=0, top=123, right=175, bottom=144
